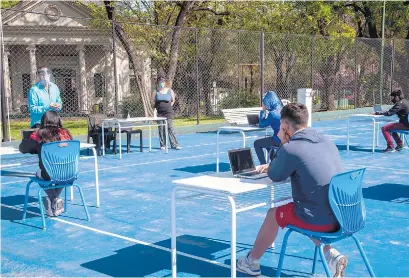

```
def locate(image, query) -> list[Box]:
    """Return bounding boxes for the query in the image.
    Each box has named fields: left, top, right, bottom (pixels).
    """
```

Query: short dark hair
left=391, top=90, right=403, bottom=100
left=280, top=103, right=309, bottom=128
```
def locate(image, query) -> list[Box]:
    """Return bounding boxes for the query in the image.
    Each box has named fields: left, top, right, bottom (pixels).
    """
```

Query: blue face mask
left=159, top=82, right=165, bottom=89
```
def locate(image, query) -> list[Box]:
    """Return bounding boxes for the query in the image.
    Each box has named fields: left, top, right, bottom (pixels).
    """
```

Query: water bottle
left=127, top=112, right=130, bottom=119
left=153, top=108, right=157, bottom=118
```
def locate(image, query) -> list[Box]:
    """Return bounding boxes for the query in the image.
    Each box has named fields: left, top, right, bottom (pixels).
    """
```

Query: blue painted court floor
left=1, top=118, right=408, bottom=277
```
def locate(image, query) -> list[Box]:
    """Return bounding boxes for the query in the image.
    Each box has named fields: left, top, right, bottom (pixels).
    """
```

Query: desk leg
left=372, top=119, right=376, bottom=153
left=376, top=122, right=380, bottom=147
left=240, top=131, right=246, bottom=148
left=102, top=122, right=105, bottom=156
left=347, top=118, right=350, bottom=152
left=149, top=125, right=152, bottom=152
left=92, top=147, right=100, bottom=208
left=165, top=120, right=169, bottom=154
left=119, top=124, right=122, bottom=159
left=270, top=186, right=275, bottom=249
left=70, top=186, right=74, bottom=201
left=227, top=196, right=237, bottom=278
left=171, top=188, right=177, bottom=278
left=216, top=129, right=221, bottom=172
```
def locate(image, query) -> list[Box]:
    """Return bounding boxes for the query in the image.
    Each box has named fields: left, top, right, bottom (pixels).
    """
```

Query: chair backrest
left=281, top=99, right=291, bottom=106
left=41, top=140, right=80, bottom=184
left=88, top=114, right=107, bottom=132
left=328, top=168, right=366, bottom=235
left=221, top=107, right=263, bottom=125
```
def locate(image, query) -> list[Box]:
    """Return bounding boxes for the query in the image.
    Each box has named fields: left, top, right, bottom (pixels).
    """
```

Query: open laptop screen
left=374, top=105, right=382, bottom=112
left=228, top=148, right=256, bottom=175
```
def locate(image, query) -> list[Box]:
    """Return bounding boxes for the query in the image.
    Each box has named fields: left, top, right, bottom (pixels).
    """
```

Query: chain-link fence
left=2, top=7, right=409, bottom=140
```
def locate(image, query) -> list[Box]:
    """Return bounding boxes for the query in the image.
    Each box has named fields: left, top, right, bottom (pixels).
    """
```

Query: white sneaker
left=325, top=248, right=348, bottom=277
left=237, top=252, right=261, bottom=276
left=160, top=146, right=166, bottom=150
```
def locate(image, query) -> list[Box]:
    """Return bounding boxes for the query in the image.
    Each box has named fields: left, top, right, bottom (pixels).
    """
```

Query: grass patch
left=2, top=116, right=225, bottom=140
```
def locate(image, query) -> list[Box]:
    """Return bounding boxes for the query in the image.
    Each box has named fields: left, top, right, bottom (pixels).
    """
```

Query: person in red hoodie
left=19, top=111, right=72, bottom=217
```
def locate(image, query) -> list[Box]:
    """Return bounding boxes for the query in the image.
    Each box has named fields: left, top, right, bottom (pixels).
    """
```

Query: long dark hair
left=37, top=111, right=72, bottom=143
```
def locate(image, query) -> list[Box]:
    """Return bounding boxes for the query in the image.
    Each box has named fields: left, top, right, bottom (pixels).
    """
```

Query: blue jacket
left=28, top=82, right=62, bottom=127
left=259, top=91, right=283, bottom=142
left=268, top=128, right=344, bottom=226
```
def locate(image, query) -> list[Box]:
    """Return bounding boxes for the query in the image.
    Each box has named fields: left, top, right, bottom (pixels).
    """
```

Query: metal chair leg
left=140, top=132, right=143, bottom=152
left=318, top=244, right=331, bottom=277
left=74, top=184, right=90, bottom=221
left=352, top=235, right=375, bottom=277
left=312, top=245, right=319, bottom=274
left=22, top=180, right=33, bottom=221
left=127, top=132, right=131, bottom=153
left=37, top=189, right=47, bottom=230
left=276, top=229, right=293, bottom=277
left=64, top=186, right=68, bottom=213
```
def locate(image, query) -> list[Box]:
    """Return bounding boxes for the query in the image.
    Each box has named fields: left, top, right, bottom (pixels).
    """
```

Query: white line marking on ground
left=1, top=203, right=242, bottom=274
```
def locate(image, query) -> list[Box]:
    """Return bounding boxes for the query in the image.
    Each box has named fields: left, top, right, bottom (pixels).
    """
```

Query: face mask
left=159, top=82, right=165, bottom=89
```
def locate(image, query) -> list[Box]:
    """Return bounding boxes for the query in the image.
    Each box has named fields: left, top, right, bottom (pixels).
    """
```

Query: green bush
left=219, top=90, right=260, bottom=109
left=121, top=94, right=145, bottom=117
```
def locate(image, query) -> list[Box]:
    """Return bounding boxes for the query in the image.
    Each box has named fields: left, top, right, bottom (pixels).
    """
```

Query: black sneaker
left=395, top=145, right=405, bottom=151
left=381, top=147, right=396, bottom=153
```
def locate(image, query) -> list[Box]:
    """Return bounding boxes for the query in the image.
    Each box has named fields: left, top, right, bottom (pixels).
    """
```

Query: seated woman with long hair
left=19, top=111, right=72, bottom=217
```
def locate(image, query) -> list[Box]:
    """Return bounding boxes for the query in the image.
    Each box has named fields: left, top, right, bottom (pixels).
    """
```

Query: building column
left=77, top=45, right=88, bottom=112
left=103, top=45, right=115, bottom=114
left=3, top=46, right=12, bottom=111
left=26, top=44, right=37, bottom=86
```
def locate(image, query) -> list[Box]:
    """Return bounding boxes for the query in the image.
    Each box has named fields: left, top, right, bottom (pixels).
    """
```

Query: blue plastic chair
left=276, top=168, right=375, bottom=277
left=22, top=140, right=90, bottom=230
left=391, top=115, right=409, bottom=147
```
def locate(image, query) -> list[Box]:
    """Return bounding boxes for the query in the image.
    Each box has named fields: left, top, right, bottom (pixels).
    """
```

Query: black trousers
left=254, top=136, right=280, bottom=164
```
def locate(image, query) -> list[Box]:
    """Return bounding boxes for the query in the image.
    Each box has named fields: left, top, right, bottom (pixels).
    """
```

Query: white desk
left=347, top=114, right=396, bottom=153
left=171, top=172, right=291, bottom=278
left=0, top=143, right=100, bottom=208
left=216, top=126, right=267, bottom=172
left=102, top=117, right=168, bottom=159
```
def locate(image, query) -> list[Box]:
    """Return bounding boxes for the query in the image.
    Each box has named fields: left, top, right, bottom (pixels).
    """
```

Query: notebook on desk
left=228, top=147, right=267, bottom=179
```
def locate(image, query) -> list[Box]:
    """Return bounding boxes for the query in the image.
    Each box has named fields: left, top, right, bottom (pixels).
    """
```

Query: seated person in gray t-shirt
left=237, top=103, right=348, bottom=277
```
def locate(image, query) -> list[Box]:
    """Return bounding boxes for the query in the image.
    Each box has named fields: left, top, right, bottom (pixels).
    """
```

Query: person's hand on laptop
left=256, top=164, right=269, bottom=173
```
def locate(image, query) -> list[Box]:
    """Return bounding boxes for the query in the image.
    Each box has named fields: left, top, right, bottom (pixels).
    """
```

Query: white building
left=2, top=0, right=138, bottom=115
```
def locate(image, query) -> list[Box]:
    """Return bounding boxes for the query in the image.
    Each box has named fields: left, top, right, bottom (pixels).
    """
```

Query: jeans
left=158, top=118, right=179, bottom=148
left=36, top=169, right=63, bottom=200
left=254, top=136, right=280, bottom=164
left=381, top=122, right=409, bottom=148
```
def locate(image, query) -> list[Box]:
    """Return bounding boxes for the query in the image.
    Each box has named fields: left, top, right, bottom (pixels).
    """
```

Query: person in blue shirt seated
left=253, top=91, right=283, bottom=164
left=28, top=66, right=63, bottom=128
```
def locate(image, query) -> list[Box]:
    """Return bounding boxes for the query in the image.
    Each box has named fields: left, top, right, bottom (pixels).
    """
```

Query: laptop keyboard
left=240, top=171, right=259, bottom=176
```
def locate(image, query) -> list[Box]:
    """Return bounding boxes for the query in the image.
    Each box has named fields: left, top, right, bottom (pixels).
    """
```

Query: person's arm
left=380, top=102, right=402, bottom=116
left=171, top=89, right=176, bottom=106
left=151, top=91, right=156, bottom=106
left=19, top=139, right=40, bottom=154
left=267, top=146, right=297, bottom=182
left=28, top=88, right=49, bottom=114
left=259, top=111, right=273, bottom=128
left=55, top=86, right=63, bottom=111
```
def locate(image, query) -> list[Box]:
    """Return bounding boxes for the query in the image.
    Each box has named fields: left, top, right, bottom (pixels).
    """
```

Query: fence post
left=310, top=36, right=314, bottom=89
left=389, top=39, right=394, bottom=94
left=354, top=39, right=358, bottom=109
left=112, top=20, right=119, bottom=115
left=259, top=31, right=264, bottom=106
left=297, top=88, right=313, bottom=127
left=1, top=40, right=10, bottom=141
left=196, top=30, right=200, bottom=125
left=237, top=31, right=240, bottom=107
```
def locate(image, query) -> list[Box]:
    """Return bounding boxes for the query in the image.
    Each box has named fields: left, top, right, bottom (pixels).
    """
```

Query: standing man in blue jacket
left=28, top=67, right=62, bottom=128
left=253, top=91, right=283, bottom=164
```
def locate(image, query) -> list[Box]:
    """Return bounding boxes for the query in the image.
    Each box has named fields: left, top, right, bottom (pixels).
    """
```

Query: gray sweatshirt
left=268, top=128, right=343, bottom=226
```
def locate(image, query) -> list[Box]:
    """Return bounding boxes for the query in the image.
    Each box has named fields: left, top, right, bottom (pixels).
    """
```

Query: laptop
left=373, top=104, right=382, bottom=113
left=228, top=148, right=268, bottom=179
left=246, top=114, right=259, bottom=126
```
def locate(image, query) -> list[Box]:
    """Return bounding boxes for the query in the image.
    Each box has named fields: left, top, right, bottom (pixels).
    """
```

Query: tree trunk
left=166, top=1, right=195, bottom=87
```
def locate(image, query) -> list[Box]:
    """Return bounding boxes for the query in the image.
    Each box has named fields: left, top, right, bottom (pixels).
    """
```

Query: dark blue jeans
left=254, top=136, right=280, bottom=164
